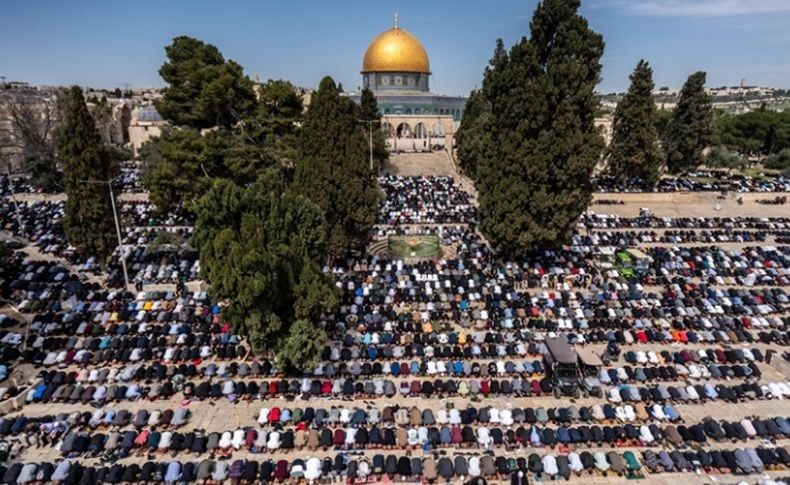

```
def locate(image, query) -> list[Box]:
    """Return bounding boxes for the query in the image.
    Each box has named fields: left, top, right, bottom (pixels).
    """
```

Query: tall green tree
left=607, top=60, right=662, bottom=185
left=665, top=71, right=714, bottom=173
left=457, top=40, right=506, bottom=179
left=234, top=79, right=304, bottom=170
left=296, top=77, right=378, bottom=257
left=476, top=0, right=605, bottom=255
left=156, top=36, right=257, bottom=129
left=655, top=108, right=673, bottom=148
left=359, top=87, right=389, bottom=171
left=140, top=127, right=224, bottom=213
left=142, top=79, right=304, bottom=211
left=59, top=86, right=118, bottom=264
left=192, top=169, right=337, bottom=367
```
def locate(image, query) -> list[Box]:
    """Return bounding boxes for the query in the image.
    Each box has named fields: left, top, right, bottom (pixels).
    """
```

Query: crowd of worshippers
left=110, top=245, right=199, bottom=288
left=312, top=347, right=767, bottom=385
left=23, top=368, right=789, bottom=405
left=0, top=408, right=190, bottom=446
left=120, top=201, right=194, bottom=228
left=324, top=240, right=788, bottom=336
left=581, top=213, right=790, bottom=230
left=121, top=226, right=194, bottom=246
left=4, top=238, right=788, bottom=361
left=593, top=172, right=790, bottom=193
left=3, top=446, right=790, bottom=483
left=0, top=175, right=35, bottom=196
left=377, top=175, right=478, bottom=224
left=0, top=200, right=89, bottom=267
left=114, top=166, right=145, bottom=193
left=633, top=245, right=790, bottom=287
left=33, top=415, right=790, bottom=458
left=1, top=401, right=785, bottom=457
left=572, top=228, right=780, bottom=245
left=1, top=174, right=789, bottom=480
left=0, top=205, right=199, bottom=286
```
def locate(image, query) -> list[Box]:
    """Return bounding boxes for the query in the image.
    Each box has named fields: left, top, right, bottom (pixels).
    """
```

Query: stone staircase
left=382, top=150, right=457, bottom=176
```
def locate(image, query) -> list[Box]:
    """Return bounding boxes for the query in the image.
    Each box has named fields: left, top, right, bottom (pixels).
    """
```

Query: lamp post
left=359, top=119, right=376, bottom=173
left=78, top=175, right=130, bottom=289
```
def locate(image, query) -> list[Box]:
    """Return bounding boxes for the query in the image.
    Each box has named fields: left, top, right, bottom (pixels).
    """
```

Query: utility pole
left=78, top=175, right=130, bottom=289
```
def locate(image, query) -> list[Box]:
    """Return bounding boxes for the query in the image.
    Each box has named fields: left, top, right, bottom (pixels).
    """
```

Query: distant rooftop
left=136, top=104, right=163, bottom=122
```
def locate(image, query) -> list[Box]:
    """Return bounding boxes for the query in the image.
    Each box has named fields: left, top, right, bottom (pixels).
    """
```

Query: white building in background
left=128, top=105, right=167, bottom=157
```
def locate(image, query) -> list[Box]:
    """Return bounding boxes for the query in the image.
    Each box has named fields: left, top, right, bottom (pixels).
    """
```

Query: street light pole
left=78, top=175, right=130, bottom=289
left=358, top=119, right=376, bottom=174
left=369, top=122, right=374, bottom=173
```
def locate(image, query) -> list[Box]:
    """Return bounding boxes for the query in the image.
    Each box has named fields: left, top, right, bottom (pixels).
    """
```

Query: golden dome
left=362, top=27, right=430, bottom=74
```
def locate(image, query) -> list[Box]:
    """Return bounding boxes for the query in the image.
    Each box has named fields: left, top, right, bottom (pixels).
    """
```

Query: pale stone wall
left=128, top=123, right=163, bottom=157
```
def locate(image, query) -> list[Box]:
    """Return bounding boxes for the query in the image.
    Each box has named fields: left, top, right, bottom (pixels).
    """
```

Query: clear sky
left=2, top=0, right=789, bottom=95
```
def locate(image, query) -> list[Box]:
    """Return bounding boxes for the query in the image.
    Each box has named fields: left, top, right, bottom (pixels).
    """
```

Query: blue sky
left=1, top=0, right=789, bottom=94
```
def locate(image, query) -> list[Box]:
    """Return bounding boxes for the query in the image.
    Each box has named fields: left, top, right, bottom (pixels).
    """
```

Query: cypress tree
left=59, top=86, right=118, bottom=265
left=456, top=89, right=492, bottom=180
left=477, top=0, right=604, bottom=255
left=457, top=40, right=506, bottom=179
left=608, top=60, right=662, bottom=185
left=665, top=71, right=714, bottom=173
left=359, top=87, right=389, bottom=171
left=296, top=77, right=378, bottom=257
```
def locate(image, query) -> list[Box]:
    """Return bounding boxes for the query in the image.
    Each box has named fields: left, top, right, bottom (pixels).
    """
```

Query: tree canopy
left=705, top=145, right=745, bottom=171
left=59, top=86, right=119, bottom=265
left=140, top=127, right=221, bottom=214
left=142, top=37, right=344, bottom=370
left=474, top=0, right=605, bottom=255
left=665, top=71, right=714, bottom=174
left=191, top=169, right=337, bottom=370
left=716, top=109, right=790, bottom=156
left=141, top=77, right=304, bottom=213
left=295, top=76, right=378, bottom=257
left=765, top=148, right=790, bottom=171
left=607, top=60, right=662, bottom=185
left=155, top=36, right=257, bottom=129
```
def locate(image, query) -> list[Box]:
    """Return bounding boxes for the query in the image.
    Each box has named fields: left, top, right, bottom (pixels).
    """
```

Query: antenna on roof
left=394, top=12, right=399, bottom=28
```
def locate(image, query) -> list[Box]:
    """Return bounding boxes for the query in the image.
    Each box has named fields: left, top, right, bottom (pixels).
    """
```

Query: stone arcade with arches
left=381, top=115, right=455, bottom=152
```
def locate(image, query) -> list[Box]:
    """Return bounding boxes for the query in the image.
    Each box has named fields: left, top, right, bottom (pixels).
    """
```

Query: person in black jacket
left=396, top=456, right=411, bottom=478
left=106, top=463, right=124, bottom=483
left=243, top=460, right=259, bottom=482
